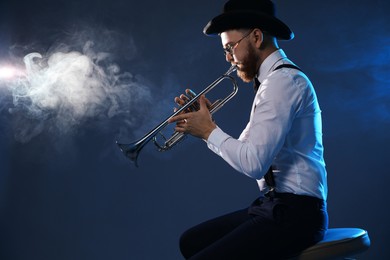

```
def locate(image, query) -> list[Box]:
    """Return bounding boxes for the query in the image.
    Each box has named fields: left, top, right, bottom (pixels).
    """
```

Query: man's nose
left=225, top=52, right=234, bottom=63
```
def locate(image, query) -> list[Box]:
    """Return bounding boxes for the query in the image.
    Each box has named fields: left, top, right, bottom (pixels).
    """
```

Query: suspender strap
left=264, top=166, right=276, bottom=191
left=273, top=63, right=303, bottom=72
left=263, top=63, right=303, bottom=195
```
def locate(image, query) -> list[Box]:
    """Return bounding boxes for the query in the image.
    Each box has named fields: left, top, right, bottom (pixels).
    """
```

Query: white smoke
left=3, top=40, right=154, bottom=143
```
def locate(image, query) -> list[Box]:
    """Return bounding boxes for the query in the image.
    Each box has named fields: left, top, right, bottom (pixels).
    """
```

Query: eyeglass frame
left=223, top=29, right=254, bottom=57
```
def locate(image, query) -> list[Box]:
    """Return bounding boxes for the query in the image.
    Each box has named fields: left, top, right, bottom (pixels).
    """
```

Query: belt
left=265, top=191, right=325, bottom=209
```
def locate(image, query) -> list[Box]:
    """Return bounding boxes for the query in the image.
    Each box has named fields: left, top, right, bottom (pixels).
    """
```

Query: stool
left=291, top=228, right=371, bottom=260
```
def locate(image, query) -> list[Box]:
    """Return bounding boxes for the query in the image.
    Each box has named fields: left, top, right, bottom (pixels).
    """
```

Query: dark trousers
left=179, top=193, right=328, bottom=260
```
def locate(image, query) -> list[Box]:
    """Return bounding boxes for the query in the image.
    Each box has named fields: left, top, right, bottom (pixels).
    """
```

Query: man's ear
left=253, top=29, right=264, bottom=49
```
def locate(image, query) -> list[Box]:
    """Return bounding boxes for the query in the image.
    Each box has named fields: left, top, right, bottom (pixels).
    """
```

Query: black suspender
left=262, top=63, right=303, bottom=195
left=273, top=63, right=303, bottom=72
left=253, top=63, right=303, bottom=92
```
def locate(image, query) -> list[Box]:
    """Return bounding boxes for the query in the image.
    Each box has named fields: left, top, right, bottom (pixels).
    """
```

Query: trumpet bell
left=116, top=141, right=143, bottom=167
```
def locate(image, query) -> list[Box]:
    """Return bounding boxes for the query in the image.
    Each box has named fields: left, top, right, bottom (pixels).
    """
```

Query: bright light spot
left=0, top=66, right=18, bottom=79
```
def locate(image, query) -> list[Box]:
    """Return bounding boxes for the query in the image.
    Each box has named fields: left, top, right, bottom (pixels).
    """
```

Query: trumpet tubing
left=116, top=65, right=238, bottom=167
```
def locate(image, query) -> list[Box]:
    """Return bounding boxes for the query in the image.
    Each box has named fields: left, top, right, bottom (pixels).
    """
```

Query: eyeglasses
left=223, top=30, right=253, bottom=56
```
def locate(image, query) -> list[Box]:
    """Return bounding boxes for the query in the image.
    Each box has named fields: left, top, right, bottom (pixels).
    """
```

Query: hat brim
left=203, top=11, right=294, bottom=40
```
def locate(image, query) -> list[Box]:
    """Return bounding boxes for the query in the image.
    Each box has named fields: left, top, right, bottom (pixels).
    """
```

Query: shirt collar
left=257, top=49, right=288, bottom=83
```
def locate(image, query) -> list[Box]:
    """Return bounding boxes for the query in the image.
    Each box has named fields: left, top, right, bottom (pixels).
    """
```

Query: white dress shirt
left=207, top=49, right=327, bottom=200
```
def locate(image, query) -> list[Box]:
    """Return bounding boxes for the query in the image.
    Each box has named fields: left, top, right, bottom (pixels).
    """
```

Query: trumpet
left=116, top=65, right=238, bottom=166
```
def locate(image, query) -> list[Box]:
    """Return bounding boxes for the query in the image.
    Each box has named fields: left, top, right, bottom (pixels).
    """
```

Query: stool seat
left=292, top=228, right=371, bottom=260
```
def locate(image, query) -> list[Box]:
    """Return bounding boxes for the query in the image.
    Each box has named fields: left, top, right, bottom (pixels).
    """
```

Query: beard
left=236, top=45, right=259, bottom=83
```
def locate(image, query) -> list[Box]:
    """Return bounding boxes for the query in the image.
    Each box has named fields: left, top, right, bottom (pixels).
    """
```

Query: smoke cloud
left=0, top=31, right=159, bottom=143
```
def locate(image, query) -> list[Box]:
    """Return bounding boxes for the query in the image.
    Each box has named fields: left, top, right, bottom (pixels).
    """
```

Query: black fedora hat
left=203, top=0, right=294, bottom=40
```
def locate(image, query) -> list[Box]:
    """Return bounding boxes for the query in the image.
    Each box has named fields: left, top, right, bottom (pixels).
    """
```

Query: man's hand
left=168, top=92, right=216, bottom=140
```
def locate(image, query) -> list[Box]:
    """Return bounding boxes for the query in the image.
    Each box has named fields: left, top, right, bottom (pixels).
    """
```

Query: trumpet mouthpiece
left=226, top=65, right=238, bottom=75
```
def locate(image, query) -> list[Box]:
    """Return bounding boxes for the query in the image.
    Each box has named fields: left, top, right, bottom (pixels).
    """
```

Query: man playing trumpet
left=169, top=0, right=328, bottom=259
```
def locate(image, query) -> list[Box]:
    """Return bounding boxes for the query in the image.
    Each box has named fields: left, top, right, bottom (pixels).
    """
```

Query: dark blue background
left=0, top=0, right=389, bottom=259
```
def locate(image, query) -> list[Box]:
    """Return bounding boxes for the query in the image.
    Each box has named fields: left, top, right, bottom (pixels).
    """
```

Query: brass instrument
left=116, top=65, right=238, bottom=166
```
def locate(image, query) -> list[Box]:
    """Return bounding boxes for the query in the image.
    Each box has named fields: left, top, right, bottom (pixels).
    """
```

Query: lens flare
left=0, top=66, right=22, bottom=79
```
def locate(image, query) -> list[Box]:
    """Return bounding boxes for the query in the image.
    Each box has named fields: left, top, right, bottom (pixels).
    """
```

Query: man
left=168, top=0, right=328, bottom=259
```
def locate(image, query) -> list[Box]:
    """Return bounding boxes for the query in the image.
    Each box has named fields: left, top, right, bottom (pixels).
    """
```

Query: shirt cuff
left=207, top=126, right=231, bottom=154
